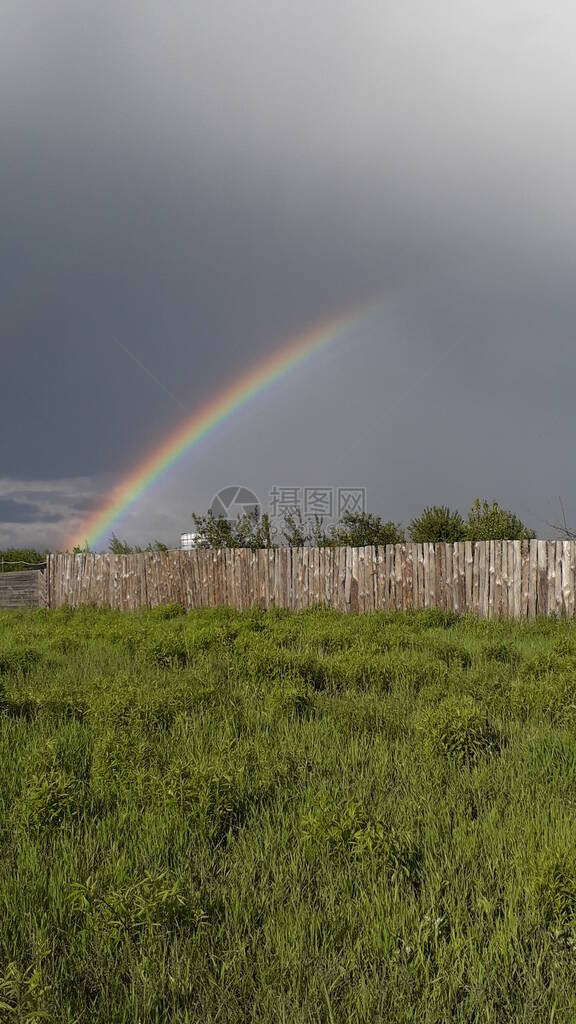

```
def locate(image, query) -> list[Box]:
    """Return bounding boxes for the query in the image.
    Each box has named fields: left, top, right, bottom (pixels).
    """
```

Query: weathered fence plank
left=561, top=540, right=569, bottom=618
left=42, top=541, right=576, bottom=618
left=537, top=540, right=548, bottom=617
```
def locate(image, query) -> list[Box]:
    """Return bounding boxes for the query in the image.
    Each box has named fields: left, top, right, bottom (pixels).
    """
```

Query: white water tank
left=180, top=532, right=199, bottom=550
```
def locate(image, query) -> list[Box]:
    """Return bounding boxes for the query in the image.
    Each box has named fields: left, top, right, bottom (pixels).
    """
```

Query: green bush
left=148, top=632, right=189, bottom=668
left=0, top=548, right=46, bottom=572
left=538, top=852, right=576, bottom=926
left=16, top=734, right=93, bottom=829
left=0, top=646, right=42, bottom=676
left=325, top=650, right=395, bottom=692
left=510, top=672, right=576, bottom=727
left=328, top=512, right=405, bottom=547
left=165, top=755, right=284, bottom=843
left=428, top=639, right=473, bottom=669
left=408, top=506, right=467, bottom=543
left=300, top=798, right=421, bottom=883
left=68, top=872, right=207, bottom=939
left=236, top=638, right=332, bottom=690
left=148, top=603, right=186, bottom=620
left=416, top=696, right=502, bottom=762
left=466, top=498, right=535, bottom=541
left=266, top=681, right=317, bottom=719
left=484, top=640, right=521, bottom=666
left=412, top=608, right=460, bottom=629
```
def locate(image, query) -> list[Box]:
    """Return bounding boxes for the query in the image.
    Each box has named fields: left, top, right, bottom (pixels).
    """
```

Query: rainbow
left=69, top=301, right=377, bottom=550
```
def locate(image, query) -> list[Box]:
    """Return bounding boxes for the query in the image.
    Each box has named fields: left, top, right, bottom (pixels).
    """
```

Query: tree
left=279, top=510, right=326, bottom=547
left=310, top=515, right=330, bottom=547
left=252, top=513, right=275, bottom=550
left=465, top=499, right=535, bottom=541
left=109, top=533, right=134, bottom=555
left=108, top=533, right=170, bottom=554
left=544, top=497, right=576, bottom=540
left=409, top=506, right=467, bottom=543
left=191, top=512, right=236, bottom=549
left=191, top=509, right=275, bottom=549
left=329, top=512, right=404, bottom=547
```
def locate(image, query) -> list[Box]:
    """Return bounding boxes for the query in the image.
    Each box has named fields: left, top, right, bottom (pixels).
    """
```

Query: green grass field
left=2, top=605, right=576, bottom=1022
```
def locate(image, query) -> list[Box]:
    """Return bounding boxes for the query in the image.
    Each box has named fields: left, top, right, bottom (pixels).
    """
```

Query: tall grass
left=1, top=605, right=576, bottom=1021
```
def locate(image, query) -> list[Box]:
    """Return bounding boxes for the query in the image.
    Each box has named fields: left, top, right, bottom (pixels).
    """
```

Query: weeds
left=416, top=695, right=503, bottom=763
left=1, top=605, right=576, bottom=1021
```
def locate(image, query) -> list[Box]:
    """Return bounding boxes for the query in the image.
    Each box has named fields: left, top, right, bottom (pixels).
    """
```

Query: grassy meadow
left=2, top=604, right=576, bottom=1022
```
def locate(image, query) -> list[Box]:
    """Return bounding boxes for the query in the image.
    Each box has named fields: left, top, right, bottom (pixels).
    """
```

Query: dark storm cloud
left=2, top=1, right=576, bottom=546
left=0, top=499, right=61, bottom=524
left=10, top=491, right=99, bottom=514
left=0, top=478, right=100, bottom=546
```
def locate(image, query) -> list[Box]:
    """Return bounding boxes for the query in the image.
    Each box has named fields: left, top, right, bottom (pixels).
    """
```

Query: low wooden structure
left=0, top=569, right=47, bottom=609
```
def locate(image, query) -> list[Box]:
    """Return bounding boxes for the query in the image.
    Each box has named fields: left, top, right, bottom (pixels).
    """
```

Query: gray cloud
left=0, top=478, right=100, bottom=546
left=1, top=1, right=576, bottom=548
left=0, top=499, right=61, bottom=524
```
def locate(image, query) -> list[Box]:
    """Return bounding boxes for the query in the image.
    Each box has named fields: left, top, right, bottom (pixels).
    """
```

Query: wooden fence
left=46, top=541, right=576, bottom=618
left=0, top=569, right=47, bottom=609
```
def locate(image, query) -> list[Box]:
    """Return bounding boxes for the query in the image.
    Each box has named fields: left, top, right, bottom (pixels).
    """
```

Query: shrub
left=17, top=735, right=92, bottom=829
left=166, top=758, right=282, bottom=842
left=325, top=651, right=395, bottom=692
left=350, top=821, right=421, bottom=883
left=409, top=506, right=467, bottom=543
left=22, top=767, right=87, bottom=828
left=148, top=603, right=186, bottom=620
left=428, top=640, right=473, bottom=669
left=416, top=696, right=502, bottom=762
left=267, top=681, right=316, bottom=720
left=290, top=654, right=332, bottom=691
left=520, top=651, right=564, bottom=680
left=148, top=631, right=189, bottom=668
left=538, top=852, right=576, bottom=926
left=484, top=640, right=520, bottom=666
left=510, top=673, right=576, bottom=728
left=0, top=548, right=46, bottom=572
left=328, top=512, right=405, bottom=547
left=0, top=647, right=41, bottom=676
left=68, top=872, right=207, bottom=939
left=466, top=498, right=535, bottom=541
left=237, top=639, right=332, bottom=691
left=412, top=608, right=460, bottom=629
left=300, top=799, right=421, bottom=883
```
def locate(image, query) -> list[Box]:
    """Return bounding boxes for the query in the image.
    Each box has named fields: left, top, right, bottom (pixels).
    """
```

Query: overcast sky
left=2, top=0, right=575, bottom=549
